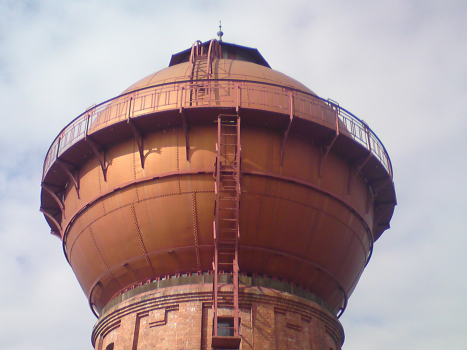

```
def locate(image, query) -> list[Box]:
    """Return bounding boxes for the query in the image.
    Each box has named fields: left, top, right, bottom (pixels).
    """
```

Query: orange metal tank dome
left=40, top=39, right=396, bottom=319
left=123, top=59, right=315, bottom=95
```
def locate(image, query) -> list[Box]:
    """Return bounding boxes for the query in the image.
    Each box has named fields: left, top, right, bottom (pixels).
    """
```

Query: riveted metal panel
left=42, top=53, right=395, bottom=315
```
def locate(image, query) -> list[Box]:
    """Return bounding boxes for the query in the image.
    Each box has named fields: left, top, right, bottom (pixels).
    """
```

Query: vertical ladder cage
left=189, top=39, right=221, bottom=105
left=212, top=114, right=242, bottom=349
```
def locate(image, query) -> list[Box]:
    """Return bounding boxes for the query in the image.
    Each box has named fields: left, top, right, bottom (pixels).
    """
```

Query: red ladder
left=212, top=114, right=241, bottom=349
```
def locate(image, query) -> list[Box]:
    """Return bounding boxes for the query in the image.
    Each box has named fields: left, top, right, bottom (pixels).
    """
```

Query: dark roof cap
left=169, top=41, right=270, bottom=68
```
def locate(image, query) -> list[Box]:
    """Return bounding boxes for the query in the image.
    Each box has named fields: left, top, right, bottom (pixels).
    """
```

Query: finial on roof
left=217, top=21, right=224, bottom=42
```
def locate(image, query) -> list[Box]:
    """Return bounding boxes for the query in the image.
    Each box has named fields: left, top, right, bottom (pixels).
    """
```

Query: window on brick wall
left=217, top=317, right=235, bottom=337
left=213, top=317, right=241, bottom=350
left=105, top=343, right=114, bottom=350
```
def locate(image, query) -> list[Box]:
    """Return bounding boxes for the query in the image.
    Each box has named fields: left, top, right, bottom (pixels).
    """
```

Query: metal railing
left=42, top=79, right=393, bottom=180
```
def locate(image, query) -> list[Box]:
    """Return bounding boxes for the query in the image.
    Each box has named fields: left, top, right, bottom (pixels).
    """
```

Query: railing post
left=236, top=83, right=240, bottom=112
left=56, top=135, right=61, bottom=159
left=85, top=113, right=91, bottom=137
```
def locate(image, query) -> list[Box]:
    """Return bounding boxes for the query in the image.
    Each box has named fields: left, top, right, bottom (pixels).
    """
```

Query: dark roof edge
left=169, top=40, right=271, bottom=68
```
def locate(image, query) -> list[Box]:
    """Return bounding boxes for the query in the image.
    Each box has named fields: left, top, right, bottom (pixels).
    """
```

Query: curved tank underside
left=40, top=43, right=396, bottom=316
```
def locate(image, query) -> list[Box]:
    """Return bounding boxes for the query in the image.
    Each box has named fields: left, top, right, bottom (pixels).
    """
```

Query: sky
left=0, top=0, right=466, bottom=349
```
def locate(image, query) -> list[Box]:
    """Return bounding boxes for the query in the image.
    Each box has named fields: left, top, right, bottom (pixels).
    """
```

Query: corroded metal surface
left=40, top=41, right=396, bottom=317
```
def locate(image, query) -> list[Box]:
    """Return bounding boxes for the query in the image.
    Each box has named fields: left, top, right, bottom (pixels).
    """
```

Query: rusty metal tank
left=40, top=39, right=396, bottom=317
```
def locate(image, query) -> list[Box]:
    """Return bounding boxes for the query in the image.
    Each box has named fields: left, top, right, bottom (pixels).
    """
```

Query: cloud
left=1, top=1, right=466, bottom=349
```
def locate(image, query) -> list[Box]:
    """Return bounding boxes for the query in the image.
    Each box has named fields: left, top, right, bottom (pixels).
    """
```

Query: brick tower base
left=92, top=276, right=344, bottom=350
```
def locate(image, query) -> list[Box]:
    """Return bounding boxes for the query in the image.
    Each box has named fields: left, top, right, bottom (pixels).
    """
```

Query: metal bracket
left=348, top=124, right=373, bottom=195
left=371, top=177, right=392, bottom=199
left=56, top=159, right=80, bottom=199
left=180, top=108, right=190, bottom=161
left=41, top=183, right=65, bottom=217
left=373, top=209, right=391, bottom=232
left=128, top=118, right=145, bottom=169
left=348, top=151, right=372, bottom=195
left=280, top=92, right=294, bottom=166
left=319, top=108, right=340, bottom=178
left=40, top=207, right=62, bottom=238
left=41, top=181, right=63, bottom=190
left=85, top=136, right=107, bottom=181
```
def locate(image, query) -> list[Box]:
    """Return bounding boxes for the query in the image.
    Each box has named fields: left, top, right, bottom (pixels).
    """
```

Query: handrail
left=42, top=78, right=393, bottom=181
left=207, top=39, right=221, bottom=78
left=189, top=40, right=203, bottom=64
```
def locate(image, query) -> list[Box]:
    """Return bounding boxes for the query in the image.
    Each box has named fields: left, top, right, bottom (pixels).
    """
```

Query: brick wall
left=93, top=283, right=344, bottom=350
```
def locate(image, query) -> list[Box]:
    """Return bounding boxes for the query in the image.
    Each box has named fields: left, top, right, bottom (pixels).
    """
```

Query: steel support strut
left=212, top=114, right=241, bottom=349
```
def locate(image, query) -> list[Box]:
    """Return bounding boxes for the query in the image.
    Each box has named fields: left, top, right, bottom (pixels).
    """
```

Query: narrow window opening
left=213, top=317, right=241, bottom=349
left=217, top=317, right=235, bottom=337
left=105, top=343, right=114, bottom=350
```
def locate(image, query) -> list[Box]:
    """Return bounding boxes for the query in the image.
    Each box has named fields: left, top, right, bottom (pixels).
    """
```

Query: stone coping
left=101, top=274, right=334, bottom=316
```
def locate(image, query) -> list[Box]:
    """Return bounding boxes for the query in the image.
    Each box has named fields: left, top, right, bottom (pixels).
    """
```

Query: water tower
left=40, top=38, right=396, bottom=350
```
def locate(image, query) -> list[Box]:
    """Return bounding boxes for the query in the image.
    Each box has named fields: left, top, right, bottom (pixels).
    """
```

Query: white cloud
left=1, top=1, right=466, bottom=349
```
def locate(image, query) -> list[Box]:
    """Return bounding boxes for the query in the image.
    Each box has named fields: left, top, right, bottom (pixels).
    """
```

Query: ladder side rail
left=233, top=115, right=241, bottom=337
left=213, top=115, right=223, bottom=337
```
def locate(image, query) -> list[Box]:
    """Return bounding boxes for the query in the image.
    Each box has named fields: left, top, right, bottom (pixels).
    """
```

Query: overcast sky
left=1, top=1, right=466, bottom=349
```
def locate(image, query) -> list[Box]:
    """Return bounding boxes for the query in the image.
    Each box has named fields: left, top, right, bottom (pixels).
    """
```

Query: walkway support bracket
left=56, top=159, right=80, bottom=199
left=128, top=118, right=145, bottom=169
left=180, top=108, right=190, bottom=161
left=319, top=108, right=340, bottom=178
left=280, top=92, right=294, bottom=166
left=85, top=136, right=108, bottom=182
left=41, top=183, right=65, bottom=218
